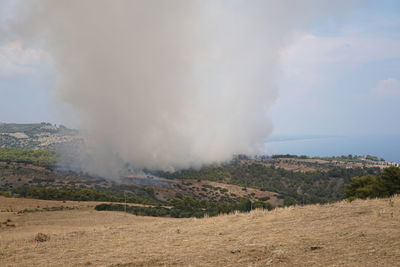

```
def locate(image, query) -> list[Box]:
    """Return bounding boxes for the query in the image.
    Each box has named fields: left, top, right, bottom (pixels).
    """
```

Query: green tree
left=345, top=167, right=400, bottom=199
left=380, top=167, right=400, bottom=196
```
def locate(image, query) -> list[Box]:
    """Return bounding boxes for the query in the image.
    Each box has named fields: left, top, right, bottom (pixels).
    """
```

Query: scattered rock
left=35, top=233, right=50, bottom=242
left=231, top=249, right=241, bottom=254
left=310, top=246, right=323, bottom=251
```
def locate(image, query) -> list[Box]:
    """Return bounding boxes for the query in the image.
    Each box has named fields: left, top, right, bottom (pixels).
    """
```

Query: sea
left=264, top=134, right=400, bottom=163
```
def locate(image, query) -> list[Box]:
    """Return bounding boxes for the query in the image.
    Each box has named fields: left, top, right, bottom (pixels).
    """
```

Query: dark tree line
left=95, top=196, right=274, bottom=218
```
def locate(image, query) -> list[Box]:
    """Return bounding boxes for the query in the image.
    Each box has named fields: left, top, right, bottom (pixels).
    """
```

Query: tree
left=236, top=198, right=252, bottom=212
left=344, top=175, right=381, bottom=199
left=380, top=167, right=400, bottom=196
left=345, top=167, right=400, bottom=199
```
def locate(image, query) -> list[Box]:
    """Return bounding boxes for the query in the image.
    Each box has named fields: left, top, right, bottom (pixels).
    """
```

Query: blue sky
left=0, top=1, right=399, bottom=138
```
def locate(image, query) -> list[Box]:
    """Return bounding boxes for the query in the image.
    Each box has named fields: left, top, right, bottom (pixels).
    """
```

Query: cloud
left=273, top=21, right=400, bottom=135
left=374, top=78, right=400, bottom=97
left=281, top=33, right=400, bottom=89
left=0, top=41, right=49, bottom=76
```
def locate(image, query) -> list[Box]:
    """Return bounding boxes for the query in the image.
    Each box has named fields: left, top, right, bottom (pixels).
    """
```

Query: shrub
left=253, top=201, right=274, bottom=210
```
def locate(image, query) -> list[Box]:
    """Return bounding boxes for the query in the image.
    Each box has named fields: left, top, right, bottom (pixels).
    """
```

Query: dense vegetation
left=95, top=196, right=274, bottom=218
left=0, top=147, right=56, bottom=166
left=345, top=167, right=400, bottom=199
left=12, top=186, right=156, bottom=205
left=0, top=141, right=390, bottom=206
left=155, top=163, right=380, bottom=205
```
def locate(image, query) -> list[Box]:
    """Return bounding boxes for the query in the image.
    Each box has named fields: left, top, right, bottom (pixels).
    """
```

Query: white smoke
left=6, top=0, right=356, bottom=176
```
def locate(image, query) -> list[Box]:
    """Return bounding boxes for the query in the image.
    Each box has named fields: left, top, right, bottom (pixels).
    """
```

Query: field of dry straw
left=1, top=195, right=399, bottom=266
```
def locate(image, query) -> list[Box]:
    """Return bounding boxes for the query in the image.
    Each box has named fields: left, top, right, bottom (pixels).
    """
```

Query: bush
left=253, top=201, right=274, bottom=210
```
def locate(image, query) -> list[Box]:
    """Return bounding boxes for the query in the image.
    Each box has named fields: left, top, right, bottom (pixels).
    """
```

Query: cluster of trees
left=0, top=148, right=56, bottom=166
left=345, top=167, right=400, bottom=199
left=95, top=196, right=274, bottom=218
left=12, top=186, right=155, bottom=205
left=155, top=163, right=379, bottom=205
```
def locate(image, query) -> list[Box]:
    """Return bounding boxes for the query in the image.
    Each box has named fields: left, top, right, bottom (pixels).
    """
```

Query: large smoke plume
left=6, top=1, right=355, bottom=176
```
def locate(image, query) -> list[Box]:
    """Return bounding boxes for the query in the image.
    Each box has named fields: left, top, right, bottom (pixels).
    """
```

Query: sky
left=272, top=1, right=400, bottom=136
left=0, top=1, right=399, bottom=138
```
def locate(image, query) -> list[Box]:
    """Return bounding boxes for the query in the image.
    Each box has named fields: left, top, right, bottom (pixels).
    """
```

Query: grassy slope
left=1, top=195, right=399, bottom=266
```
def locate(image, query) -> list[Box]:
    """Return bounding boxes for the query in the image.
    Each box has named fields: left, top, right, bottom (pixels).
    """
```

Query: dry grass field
left=0, top=196, right=103, bottom=212
left=1, top=196, right=399, bottom=266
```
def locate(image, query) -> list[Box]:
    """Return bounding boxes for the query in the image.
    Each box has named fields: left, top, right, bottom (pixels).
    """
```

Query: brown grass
left=0, top=196, right=101, bottom=212
left=1, top=196, right=399, bottom=266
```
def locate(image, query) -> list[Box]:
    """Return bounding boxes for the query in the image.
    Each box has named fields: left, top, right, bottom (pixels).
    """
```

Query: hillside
left=0, top=123, right=394, bottom=206
left=0, top=123, right=81, bottom=149
left=155, top=160, right=381, bottom=205
left=0, top=149, right=380, bottom=207
left=1, top=195, right=399, bottom=266
left=0, top=160, right=281, bottom=206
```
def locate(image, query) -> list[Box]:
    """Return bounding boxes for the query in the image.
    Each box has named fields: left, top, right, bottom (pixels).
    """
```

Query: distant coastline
left=265, top=134, right=400, bottom=163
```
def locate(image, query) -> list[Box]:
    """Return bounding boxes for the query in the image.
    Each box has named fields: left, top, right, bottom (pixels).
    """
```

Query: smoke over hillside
left=7, top=1, right=355, bottom=176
